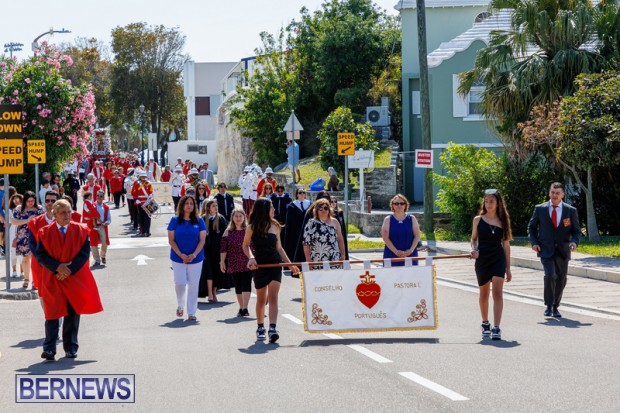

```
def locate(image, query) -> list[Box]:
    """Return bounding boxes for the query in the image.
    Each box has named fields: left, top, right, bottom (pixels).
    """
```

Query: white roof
left=427, top=8, right=598, bottom=68
left=395, top=0, right=489, bottom=10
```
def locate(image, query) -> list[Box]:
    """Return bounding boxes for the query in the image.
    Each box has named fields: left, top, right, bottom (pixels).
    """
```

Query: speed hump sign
left=337, top=133, right=355, bottom=156
left=27, top=140, right=46, bottom=164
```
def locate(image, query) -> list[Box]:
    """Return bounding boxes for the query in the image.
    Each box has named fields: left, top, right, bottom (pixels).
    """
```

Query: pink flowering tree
left=0, top=42, right=96, bottom=192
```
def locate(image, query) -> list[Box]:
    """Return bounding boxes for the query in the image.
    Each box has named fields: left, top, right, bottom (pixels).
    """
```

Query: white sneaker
left=12, top=271, right=18, bottom=277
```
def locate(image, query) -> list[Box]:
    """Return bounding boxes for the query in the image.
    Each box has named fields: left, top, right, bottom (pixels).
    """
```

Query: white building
left=183, top=61, right=237, bottom=142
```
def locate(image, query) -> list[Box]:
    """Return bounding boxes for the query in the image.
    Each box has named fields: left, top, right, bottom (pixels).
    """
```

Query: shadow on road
left=299, top=337, right=439, bottom=347
left=197, top=301, right=233, bottom=310
left=160, top=319, right=199, bottom=328
left=16, top=359, right=97, bottom=374
left=217, top=317, right=255, bottom=325
left=537, top=318, right=592, bottom=328
left=291, top=298, right=302, bottom=303
left=238, top=341, right=281, bottom=354
left=11, top=339, right=45, bottom=350
left=478, top=339, right=520, bottom=348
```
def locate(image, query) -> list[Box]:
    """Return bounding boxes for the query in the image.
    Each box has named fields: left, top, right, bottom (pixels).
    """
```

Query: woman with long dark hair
left=470, top=189, right=513, bottom=341
left=199, top=200, right=229, bottom=302
left=11, top=191, right=43, bottom=289
left=167, top=195, right=206, bottom=321
left=243, top=198, right=299, bottom=343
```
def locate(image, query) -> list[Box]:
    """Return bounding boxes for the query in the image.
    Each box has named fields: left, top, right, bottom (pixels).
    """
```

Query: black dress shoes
left=552, top=308, right=562, bottom=318
left=544, top=306, right=552, bottom=317
left=65, top=351, right=78, bottom=359
left=41, top=350, right=56, bottom=361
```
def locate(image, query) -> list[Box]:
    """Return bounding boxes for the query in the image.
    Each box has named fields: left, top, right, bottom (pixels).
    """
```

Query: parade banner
left=151, top=182, right=172, bottom=205
left=301, top=264, right=437, bottom=333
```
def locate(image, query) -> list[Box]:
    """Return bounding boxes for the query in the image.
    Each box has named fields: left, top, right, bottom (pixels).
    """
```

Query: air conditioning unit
left=366, top=106, right=389, bottom=127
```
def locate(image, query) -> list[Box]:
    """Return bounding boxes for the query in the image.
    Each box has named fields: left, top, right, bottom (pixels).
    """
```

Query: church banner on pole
left=300, top=262, right=437, bottom=333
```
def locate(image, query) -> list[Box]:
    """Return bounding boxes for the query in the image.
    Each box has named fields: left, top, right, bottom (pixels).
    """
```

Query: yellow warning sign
left=27, top=140, right=46, bottom=164
left=0, top=139, right=24, bottom=174
left=337, top=133, right=355, bottom=156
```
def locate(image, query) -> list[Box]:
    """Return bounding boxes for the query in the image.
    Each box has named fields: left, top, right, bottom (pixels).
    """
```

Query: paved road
left=0, top=205, right=618, bottom=412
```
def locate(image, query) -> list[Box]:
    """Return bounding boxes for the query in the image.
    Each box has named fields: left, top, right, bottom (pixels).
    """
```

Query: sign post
left=348, top=150, right=375, bottom=212
left=337, top=133, right=355, bottom=226
left=1, top=104, right=25, bottom=290
left=282, top=110, right=303, bottom=184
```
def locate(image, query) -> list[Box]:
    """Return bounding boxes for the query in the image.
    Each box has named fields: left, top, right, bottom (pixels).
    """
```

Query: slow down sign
left=27, top=140, right=46, bottom=164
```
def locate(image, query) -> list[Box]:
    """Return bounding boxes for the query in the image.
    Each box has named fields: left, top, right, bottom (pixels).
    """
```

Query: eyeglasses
left=318, top=206, right=330, bottom=211
left=484, top=189, right=498, bottom=195
left=44, top=199, right=56, bottom=203
left=393, top=202, right=406, bottom=206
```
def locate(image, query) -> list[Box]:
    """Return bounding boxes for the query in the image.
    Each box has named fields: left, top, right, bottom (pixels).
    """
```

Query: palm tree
left=459, top=0, right=618, bottom=156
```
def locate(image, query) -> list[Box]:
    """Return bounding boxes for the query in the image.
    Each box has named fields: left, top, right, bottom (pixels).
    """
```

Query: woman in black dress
left=470, top=189, right=512, bottom=341
left=199, top=200, right=229, bottom=302
left=243, top=198, right=299, bottom=343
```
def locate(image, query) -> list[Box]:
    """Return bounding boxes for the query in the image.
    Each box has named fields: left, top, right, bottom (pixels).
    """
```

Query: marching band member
left=132, top=171, right=154, bottom=237
left=180, top=168, right=200, bottom=197
left=170, top=166, right=185, bottom=212
left=256, top=167, right=277, bottom=197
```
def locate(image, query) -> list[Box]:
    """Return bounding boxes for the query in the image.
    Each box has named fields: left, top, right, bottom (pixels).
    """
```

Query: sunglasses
left=44, top=199, right=56, bottom=203
left=331, top=200, right=337, bottom=204
left=484, top=189, right=498, bottom=195
left=318, top=206, right=330, bottom=211
left=97, top=195, right=104, bottom=198
left=393, top=202, right=406, bottom=206
left=298, top=191, right=306, bottom=195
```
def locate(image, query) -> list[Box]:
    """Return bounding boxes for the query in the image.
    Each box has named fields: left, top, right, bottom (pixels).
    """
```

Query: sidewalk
left=349, top=236, right=620, bottom=316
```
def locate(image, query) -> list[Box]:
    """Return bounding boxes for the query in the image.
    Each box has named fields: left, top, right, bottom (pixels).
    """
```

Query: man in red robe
left=82, top=173, right=101, bottom=195
left=34, top=199, right=103, bottom=361
left=28, top=190, right=60, bottom=292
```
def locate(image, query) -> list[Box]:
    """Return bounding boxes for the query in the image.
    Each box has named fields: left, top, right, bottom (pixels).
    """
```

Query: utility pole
left=416, top=0, right=434, bottom=239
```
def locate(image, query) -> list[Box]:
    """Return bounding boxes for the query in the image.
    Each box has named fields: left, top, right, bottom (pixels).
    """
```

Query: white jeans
left=171, top=261, right=202, bottom=317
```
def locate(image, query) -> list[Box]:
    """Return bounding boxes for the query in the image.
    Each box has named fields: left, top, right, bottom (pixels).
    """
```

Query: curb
left=0, top=290, right=39, bottom=301
left=439, top=276, right=620, bottom=317
left=435, top=246, right=620, bottom=284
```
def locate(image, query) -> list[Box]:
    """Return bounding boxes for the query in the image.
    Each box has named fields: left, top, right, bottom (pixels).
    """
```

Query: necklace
left=489, top=222, right=498, bottom=234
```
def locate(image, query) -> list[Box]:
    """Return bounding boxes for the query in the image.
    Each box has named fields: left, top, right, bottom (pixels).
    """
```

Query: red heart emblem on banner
left=356, top=271, right=381, bottom=309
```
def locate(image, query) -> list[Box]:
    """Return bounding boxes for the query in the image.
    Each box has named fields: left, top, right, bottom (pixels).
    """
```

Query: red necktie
left=552, top=205, right=558, bottom=228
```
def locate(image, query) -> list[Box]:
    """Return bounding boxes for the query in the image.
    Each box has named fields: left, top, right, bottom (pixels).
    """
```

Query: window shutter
left=452, top=74, right=467, bottom=117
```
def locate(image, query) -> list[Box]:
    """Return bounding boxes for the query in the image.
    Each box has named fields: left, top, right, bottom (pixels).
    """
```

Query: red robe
left=71, top=211, right=82, bottom=223
left=27, top=214, right=55, bottom=291
left=82, top=184, right=102, bottom=196
left=37, top=222, right=103, bottom=320
left=85, top=202, right=110, bottom=246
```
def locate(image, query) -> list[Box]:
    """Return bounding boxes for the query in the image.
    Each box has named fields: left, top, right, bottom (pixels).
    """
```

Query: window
left=195, top=97, right=211, bottom=116
left=468, top=81, right=485, bottom=116
left=475, top=12, right=491, bottom=23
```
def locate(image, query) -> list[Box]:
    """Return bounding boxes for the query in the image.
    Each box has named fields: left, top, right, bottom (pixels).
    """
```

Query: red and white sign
left=415, top=149, right=434, bottom=168
left=300, top=264, right=437, bottom=333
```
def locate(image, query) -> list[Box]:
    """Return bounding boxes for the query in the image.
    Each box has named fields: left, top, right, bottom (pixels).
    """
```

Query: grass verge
left=349, top=239, right=384, bottom=250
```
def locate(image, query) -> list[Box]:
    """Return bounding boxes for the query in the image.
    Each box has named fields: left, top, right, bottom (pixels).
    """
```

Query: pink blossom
left=25, top=78, right=31, bottom=84
left=32, top=120, right=37, bottom=125
left=12, top=89, right=18, bottom=95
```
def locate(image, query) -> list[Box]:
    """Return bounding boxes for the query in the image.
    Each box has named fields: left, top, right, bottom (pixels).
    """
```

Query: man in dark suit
left=528, top=182, right=581, bottom=318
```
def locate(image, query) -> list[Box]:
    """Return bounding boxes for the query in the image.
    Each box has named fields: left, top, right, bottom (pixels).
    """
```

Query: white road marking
left=323, top=333, right=343, bottom=339
left=399, top=371, right=469, bottom=401
left=131, top=254, right=153, bottom=266
left=282, top=314, right=303, bottom=325
left=347, top=345, right=392, bottom=363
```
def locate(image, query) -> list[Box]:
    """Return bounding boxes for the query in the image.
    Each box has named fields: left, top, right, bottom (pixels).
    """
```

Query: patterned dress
left=13, top=206, right=44, bottom=256
left=302, top=219, right=341, bottom=263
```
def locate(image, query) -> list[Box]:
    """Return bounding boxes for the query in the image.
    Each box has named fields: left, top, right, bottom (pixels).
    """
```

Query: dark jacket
left=528, top=201, right=581, bottom=260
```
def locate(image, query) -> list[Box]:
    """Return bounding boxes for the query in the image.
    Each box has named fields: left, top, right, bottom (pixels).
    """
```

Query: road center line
left=282, top=314, right=303, bottom=325
left=399, top=372, right=468, bottom=401
left=347, top=345, right=392, bottom=363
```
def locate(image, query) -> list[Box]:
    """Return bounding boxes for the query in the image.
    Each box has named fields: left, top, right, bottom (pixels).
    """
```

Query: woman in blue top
left=381, top=194, right=421, bottom=266
left=167, top=195, right=206, bottom=321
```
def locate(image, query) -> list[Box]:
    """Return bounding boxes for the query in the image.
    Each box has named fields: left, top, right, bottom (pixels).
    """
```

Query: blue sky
left=2, top=0, right=400, bottom=62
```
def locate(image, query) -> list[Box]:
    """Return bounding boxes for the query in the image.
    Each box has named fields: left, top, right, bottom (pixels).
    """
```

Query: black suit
left=528, top=201, right=581, bottom=308
left=214, top=192, right=235, bottom=222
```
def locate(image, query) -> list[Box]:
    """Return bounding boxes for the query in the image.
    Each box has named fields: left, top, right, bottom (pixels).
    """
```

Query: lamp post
left=139, top=104, right=145, bottom=166
left=32, top=28, right=71, bottom=51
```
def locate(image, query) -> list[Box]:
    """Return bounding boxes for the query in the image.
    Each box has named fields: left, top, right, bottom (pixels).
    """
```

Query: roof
left=426, top=8, right=598, bottom=68
left=395, top=0, right=490, bottom=11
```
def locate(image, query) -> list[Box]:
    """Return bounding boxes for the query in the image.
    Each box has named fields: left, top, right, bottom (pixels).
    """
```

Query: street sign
left=0, top=139, right=24, bottom=174
left=0, top=104, right=24, bottom=138
left=148, top=133, right=157, bottom=152
left=348, top=150, right=375, bottom=169
left=415, top=149, right=434, bottom=168
left=282, top=112, right=304, bottom=133
left=27, top=140, right=46, bottom=164
left=337, top=133, right=355, bottom=156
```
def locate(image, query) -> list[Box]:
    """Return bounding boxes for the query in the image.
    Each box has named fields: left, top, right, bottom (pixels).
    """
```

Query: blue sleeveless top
left=383, top=214, right=418, bottom=266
